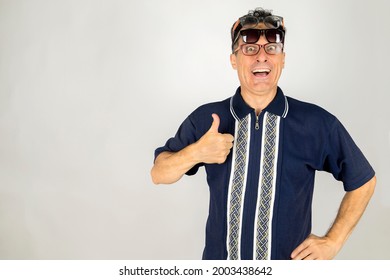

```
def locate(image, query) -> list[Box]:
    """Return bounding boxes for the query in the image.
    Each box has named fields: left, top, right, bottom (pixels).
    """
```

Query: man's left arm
left=291, top=175, right=376, bottom=260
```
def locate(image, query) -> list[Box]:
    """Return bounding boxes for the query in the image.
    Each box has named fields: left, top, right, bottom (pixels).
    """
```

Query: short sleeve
left=154, top=114, right=204, bottom=176
left=322, top=119, right=375, bottom=191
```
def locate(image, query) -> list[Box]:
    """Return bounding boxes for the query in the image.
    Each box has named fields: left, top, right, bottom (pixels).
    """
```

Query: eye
left=265, top=44, right=277, bottom=52
left=244, top=44, right=258, bottom=54
left=265, top=43, right=282, bottom=54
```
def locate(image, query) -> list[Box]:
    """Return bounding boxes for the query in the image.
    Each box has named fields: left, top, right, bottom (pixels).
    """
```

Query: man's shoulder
left=195, top=96, right=231, bottom=110
left=190, top=96, right=232, bottom=118
left=285, top=96, right=339, bottom=130
left=286, top=96, right=336, bottom=119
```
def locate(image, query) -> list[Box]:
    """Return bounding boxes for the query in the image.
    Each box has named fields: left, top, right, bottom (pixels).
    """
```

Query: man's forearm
left=151, top=145, right=199, bottom=185
left=291, top=175, right=376, bottom=260
left=325, top=176, right=376, bottom=251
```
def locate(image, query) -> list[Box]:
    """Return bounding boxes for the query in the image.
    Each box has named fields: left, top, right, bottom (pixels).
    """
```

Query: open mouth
left=252, top=69, right=271, bottom=77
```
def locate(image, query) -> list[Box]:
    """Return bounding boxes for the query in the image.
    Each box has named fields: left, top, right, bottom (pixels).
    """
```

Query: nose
left=255, top=45, right=268, bottom=62
left=255, top=36, right=269, bottom=62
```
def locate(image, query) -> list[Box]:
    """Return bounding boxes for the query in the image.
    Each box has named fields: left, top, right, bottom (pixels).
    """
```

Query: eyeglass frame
left=233, top=42, right=284, bottom=56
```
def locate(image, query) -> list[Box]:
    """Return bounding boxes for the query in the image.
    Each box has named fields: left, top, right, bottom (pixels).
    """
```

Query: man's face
left=230, top=23, right=285, bottom=98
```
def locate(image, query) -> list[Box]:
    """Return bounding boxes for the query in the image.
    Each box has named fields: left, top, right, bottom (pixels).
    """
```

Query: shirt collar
left=230, top=86, right=289, bottom=120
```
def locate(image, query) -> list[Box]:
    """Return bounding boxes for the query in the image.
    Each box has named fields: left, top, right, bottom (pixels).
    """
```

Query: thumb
left=208, top=113, right=220, bottom=133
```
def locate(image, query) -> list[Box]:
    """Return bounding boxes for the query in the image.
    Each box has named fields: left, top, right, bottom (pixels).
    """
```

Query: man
left=151, top=8, right=376, bottom=260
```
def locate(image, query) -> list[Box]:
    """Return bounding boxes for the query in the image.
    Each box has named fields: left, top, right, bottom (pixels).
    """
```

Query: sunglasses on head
left=240, top=14, right=284, bottom=30
left=231, top=13, right=284, bottom=42
left=240, top=28, right=284, bottom=44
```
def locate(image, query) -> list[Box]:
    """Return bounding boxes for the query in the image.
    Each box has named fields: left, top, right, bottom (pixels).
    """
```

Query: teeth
left=252, top=69, right=271, bottom=73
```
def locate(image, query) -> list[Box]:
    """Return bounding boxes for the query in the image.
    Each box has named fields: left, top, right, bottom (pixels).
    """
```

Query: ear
left=230, top=53, right=237, bottom=70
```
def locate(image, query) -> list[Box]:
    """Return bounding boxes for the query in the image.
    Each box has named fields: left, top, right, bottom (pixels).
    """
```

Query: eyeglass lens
left=241, top=29, right=284, bottom=44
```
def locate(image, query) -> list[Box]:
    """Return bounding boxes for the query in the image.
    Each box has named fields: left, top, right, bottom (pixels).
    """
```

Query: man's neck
left=240, top=87, right=278, bottom=115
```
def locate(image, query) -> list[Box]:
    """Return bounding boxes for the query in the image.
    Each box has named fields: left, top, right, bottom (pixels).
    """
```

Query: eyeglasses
left=231, top=28, right=285, bottom=53
left=234, top=43, right=284, bottom=56
left=240, top=28, right=284, bottom=44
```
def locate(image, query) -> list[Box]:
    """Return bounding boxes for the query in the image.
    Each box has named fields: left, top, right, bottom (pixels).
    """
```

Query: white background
left=0, top=0, right=389, bottom=259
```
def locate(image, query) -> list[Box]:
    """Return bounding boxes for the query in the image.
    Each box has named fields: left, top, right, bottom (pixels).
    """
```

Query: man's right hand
left=194, top=114, right=234, bottom=164
left=151, top=113, right=234, bottom=184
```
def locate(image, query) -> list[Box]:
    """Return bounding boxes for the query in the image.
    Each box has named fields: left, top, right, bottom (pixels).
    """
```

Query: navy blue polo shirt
left=154, top=86, right=375, bottom=260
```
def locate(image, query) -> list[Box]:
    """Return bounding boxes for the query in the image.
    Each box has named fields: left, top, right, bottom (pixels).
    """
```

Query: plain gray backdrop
left=0, top=0, right=389, bottom=259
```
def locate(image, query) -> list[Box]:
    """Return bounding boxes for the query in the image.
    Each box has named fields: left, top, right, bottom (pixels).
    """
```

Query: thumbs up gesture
left=194, top=114, right=234, bottom=164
